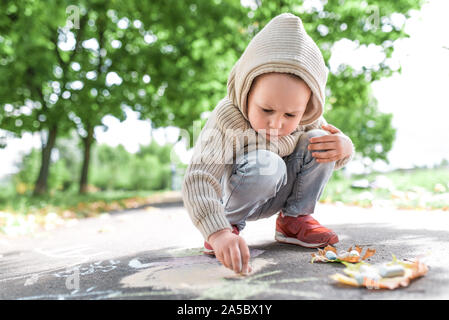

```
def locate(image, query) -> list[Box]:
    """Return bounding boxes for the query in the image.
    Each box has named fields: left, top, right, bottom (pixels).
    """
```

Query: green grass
left=360, top=167, right=449, bottom=191
left=1, top=168, right=448, bottom=236
left=321, top=167, right=449, bottom=210
left=0, top=188, right=175, bottom=235
left=0, top=189, right=161, bottom=217
left=1, top=167, right=448, bottom=218
left=2, top=168, right=449, bottom=214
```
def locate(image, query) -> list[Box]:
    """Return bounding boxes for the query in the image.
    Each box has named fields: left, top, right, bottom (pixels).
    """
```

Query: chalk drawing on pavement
left=120, top=248, right=322, bottom=299
left=14, top=247, right=322, bottom=300
left=53, top=259, right=120, bottom=278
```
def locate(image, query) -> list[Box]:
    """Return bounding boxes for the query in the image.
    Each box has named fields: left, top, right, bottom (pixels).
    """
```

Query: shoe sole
left=274, top=231, right=338, bottom=248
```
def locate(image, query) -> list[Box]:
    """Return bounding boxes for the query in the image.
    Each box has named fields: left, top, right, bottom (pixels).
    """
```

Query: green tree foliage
left=13, top=148, right=73, bottom=193
left=89, top=140, right=178, bottom=191
left=12, top=137, right=179, bottom=192
left=12, top=149, right=41, bottom=191
left=1, top=0, right=424, bottom=197
left=1, top=0, right=247, bottom=194
left=0, top=0, right=88, bottom=194
left=12, top=131, right=81, bottom=193
left=238, top=0, right=423, bottom=163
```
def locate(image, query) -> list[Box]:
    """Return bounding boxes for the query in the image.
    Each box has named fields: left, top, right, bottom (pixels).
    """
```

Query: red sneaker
left=275, top=212, right=338, bottom=248
left=204, top=225, right=240, bottom=255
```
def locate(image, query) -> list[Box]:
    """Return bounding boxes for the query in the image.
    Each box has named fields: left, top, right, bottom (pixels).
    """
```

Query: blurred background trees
left=1, top=0, right=424, bottom=197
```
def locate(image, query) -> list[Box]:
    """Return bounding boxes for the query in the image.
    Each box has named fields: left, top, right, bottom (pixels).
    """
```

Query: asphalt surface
left=1, top=201, right=448, bottom=300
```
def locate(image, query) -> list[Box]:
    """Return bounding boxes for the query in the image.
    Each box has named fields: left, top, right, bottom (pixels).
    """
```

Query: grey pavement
left=0, top=200, right=448, bottom=300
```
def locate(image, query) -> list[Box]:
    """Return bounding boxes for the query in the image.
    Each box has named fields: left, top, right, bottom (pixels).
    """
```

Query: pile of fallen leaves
left=311, top=245, right=429, bottom=290
left=330, top=256, right=429, bottom=290
left=311, top=245, right=376, bottom=263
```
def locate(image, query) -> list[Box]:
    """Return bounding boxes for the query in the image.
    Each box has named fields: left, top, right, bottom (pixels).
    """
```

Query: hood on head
left=226, top=13, right=328, bottom=125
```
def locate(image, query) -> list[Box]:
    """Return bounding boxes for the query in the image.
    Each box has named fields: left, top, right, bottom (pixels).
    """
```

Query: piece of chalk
left=379, top=265, right=405, bottom=278
left=325, top=250, right=337, bottom=260
left=349, top=250, right=360, bottom=257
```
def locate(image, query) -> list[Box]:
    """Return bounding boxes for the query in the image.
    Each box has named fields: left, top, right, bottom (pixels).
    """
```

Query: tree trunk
left=79, top=125, right=94, bottom=194
left=33, top=125, right=58, bottom=196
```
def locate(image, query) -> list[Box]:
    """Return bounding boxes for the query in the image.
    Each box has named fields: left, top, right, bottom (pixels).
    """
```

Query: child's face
left=247, top=73, right=311, bottom=140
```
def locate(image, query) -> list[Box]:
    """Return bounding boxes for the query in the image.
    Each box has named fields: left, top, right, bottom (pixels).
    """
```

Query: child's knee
left=251, top=149, right=286, bottom=176
left=306, top=128, right=328, bottom=139
left=296, top=129, right=328, bottom=151
left=245, top=150, right=287, bottom=191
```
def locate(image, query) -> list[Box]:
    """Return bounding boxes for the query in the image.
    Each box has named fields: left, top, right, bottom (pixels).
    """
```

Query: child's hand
left=308, top=124, right=353, bottom=163
left=208, top=229, right=252, bottom=275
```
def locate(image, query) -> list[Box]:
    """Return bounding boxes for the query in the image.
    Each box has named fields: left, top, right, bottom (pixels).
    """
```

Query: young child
left=182, top=13, right=354, bottom=275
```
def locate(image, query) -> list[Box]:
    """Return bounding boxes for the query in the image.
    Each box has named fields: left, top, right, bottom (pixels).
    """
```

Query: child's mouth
left=265, top=133, right=279, bottom=139
left=257, top=129, right=280, bottom=139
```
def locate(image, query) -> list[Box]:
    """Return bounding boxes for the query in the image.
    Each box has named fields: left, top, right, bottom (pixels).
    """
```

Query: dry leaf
left=330, top=257, right=428, bottom=290
left=311, top=245, right=376, bottom=263
left=361, top=248, right=376, bottom=260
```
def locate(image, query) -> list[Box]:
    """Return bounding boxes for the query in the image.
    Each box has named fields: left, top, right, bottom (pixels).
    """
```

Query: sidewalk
left=0, top=201, right=448, bottom=299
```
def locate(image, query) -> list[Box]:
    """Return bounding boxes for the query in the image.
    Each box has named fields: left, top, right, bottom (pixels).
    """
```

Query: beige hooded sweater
left=182, top=13, right=355, bottom=240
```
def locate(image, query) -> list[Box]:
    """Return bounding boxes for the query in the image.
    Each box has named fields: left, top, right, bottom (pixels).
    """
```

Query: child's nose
left=269, top=116, right=282, bottom=130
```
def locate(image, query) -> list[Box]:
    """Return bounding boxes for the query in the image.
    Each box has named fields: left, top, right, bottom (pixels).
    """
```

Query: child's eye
left=261, top=108, right=295, bottom=117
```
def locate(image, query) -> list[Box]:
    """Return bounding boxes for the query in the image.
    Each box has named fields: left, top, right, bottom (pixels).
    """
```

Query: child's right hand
left=208, top=229, right=252, bottom=275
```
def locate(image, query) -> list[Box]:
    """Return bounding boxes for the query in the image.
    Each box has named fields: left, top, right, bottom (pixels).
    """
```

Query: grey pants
left=221, top=129, right=335, bottom=231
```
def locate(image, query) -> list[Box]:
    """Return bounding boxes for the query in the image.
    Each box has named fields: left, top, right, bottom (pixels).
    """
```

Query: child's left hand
left=308, top=124, right=353, bottom=163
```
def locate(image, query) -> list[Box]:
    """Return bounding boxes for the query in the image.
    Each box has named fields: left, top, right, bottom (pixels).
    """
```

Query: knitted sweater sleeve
left=181, top=102, right=244, bottom=241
